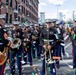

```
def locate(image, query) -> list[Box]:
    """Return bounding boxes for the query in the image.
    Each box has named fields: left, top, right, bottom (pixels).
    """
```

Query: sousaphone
left=0, top=47, right=8, bottom=65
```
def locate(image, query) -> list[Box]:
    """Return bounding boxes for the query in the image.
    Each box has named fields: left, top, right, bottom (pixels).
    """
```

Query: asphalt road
left=4, top=39, right=75, bottom=75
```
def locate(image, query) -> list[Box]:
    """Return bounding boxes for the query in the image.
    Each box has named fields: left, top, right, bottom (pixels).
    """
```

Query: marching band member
left=55, top=22, right=65, bottom=69
left=39, top=24, right=44, bottom=56
left=32, top=24, right=40, bottom=59
left=59, top=25, right=65, bottom=56
left=22, top=26, right=27, bottom=65
left=0, top=16, right=10, bottom=75
left=35, top=24, right=41, bottom=59
left=41, top=20, right=57, bottom=75
left=9, top=24, right=23, bottom=75
left=23, top=25, right=32, bottom=66
left=71, top=21, right=76, bottom=69
left=55, top=26, right=61, bottom=69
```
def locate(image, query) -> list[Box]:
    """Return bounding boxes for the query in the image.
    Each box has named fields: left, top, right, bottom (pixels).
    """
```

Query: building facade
left=0, top=0, right=39, bottom=25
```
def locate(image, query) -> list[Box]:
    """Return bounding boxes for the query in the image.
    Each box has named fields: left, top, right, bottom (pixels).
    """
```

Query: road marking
left=22, top=63, right=42, bottom=68
left=64, top=42, right=72, bottom=58
left=68, top=65, right=73, bottom=69
left=62, top=59, right=73, bottom=69
left=60, top=59, right=72, bottom=63
left=65, top=52, right=69, bottom=57
left=64, top=42, right=72, bottom=49
left=61, top=42, right=73, bottom=69
left=64, top=35, right=69, bottom=41
left=37, top=69, right=40, bottom=71
left=5, top=64, right=41, bottom=72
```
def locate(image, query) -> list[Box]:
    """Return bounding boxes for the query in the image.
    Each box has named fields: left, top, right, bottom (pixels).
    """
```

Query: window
left=26, top=10, right=28, bottom=16
left=15, top=1, right=17, bottom=10
left=24, top=8, right=25, bottom=14
left=14, top=13, right=17, bottom=21
left=6, top=0, right=9, bottom=5
left=24, top=0, right=25, bottom=3
left=10, top=14, right=12, bottom=23
left=18, top=6, right=21, bottom=12
left=22, top=6, right=23, bottom=13
left=22, top=0, right=25, bottom=3
left=29, top=4, right=31, bottom=9
left=18, top=16, right=20, bottom=21
left=6, top=13, right=8, bottom=23
left=21, top=18, right=23, bottom=22
left=26, top=0, right=29, bottom=7
left=9, top=0, right=12, bottom=7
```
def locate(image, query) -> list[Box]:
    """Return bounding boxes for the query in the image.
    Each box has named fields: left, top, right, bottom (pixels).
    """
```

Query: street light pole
left=56, top=4, right=60, bottom=19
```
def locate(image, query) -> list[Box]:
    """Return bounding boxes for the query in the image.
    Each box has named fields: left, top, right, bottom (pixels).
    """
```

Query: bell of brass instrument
left=0, top=47, right=8, bottom=65
left=11, top=38, right=21, bottom=49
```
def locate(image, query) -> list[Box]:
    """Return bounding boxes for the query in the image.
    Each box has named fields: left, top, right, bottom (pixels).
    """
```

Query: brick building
left=0, top=0, right=39, bottom=25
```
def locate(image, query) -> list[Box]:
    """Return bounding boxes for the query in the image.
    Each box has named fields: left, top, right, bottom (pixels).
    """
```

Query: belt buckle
left=33, top=41, right=36, bottom=43
left=0, top=43, right=3, bottom=45
left=24, top=38, right=28, bottom=41
left=44, top=39, right=49, bottom=45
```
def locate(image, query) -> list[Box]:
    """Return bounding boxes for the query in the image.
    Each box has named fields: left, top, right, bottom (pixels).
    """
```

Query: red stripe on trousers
left=0, top=60, right=4, bottom=75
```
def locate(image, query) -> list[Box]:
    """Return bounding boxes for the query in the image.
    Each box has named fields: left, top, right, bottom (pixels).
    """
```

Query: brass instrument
left=0, top=47, right=8, bottom=65
left=44, top=39, right=54, bottom=64
left=44, top=39, right=60, bottom=64
left=11, top=38, right=21, bottom=49
left=32, top=35, right=36, bottom=40
left=32, top=30, right=38, bottom=40
left=43, top=39, right=52, bottom=75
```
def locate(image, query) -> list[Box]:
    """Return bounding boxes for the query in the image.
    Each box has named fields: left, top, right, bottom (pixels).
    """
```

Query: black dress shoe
left=30, top=63, right=33, bottom=66
left=73, top=65, right=76, bottom=69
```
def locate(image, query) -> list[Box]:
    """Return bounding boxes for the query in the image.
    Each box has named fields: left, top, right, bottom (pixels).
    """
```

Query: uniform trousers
left=10, top=48, right=22, bottom=75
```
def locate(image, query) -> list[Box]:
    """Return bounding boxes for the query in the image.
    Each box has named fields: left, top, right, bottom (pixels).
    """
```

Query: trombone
left=43, top=39, right=54, bottom=75
left=43, top=39, right=60, bottom=75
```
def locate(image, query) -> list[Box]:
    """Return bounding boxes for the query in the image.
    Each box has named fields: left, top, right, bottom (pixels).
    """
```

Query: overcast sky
left=39, top=0, right=76, bottom=20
